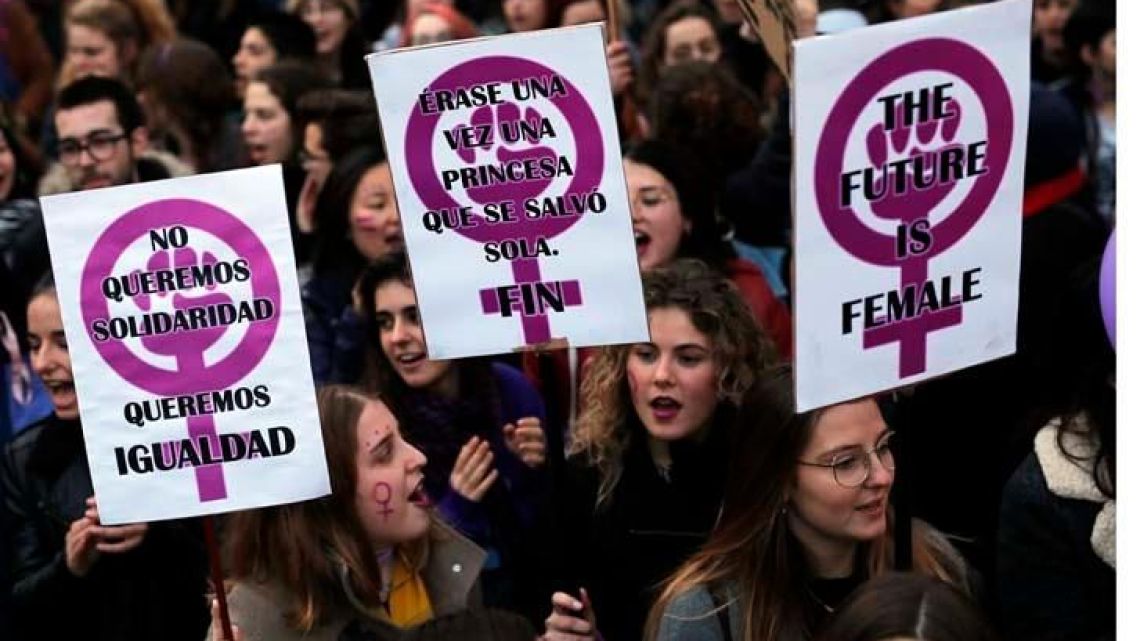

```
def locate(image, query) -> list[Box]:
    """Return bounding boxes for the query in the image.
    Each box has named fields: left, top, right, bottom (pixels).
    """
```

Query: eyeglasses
left=798, top=431, right=896, bottom=488
left=57, top=132, right=128, bottom=165
left=629, top=186, right=675, bottom=210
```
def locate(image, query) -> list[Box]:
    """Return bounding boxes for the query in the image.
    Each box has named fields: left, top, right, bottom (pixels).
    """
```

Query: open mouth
left=43, top=379, right=75, bottom=396
left=395, top=353, right=426, bottom=367
left=408, top=479, right=431, bottom=508
left=649, top=396, right=681, bottom=420
left=855, top=498, right=886, bottom=513
left=245, top=143, right=268, bottom=163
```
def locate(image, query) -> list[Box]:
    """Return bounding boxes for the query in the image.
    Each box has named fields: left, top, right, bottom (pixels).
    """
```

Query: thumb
left=503, top=423, right=516, bottom=441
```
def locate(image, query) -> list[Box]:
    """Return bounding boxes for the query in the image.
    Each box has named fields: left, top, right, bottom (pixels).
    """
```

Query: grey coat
left=655, top=585, right=742, bottom=641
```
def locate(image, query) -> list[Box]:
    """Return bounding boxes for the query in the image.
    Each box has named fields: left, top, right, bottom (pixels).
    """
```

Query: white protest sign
left=40, top=166, right=330, bottom=524
left=367, top=25, right=648, bottom=359
left=792, top=0, right=1031, bottom=411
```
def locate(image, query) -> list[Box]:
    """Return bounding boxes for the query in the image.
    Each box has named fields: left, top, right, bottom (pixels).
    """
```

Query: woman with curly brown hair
left=542, top=259, right=777, bottom=641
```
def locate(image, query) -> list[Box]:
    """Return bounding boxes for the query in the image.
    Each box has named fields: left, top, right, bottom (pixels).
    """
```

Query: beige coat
left=206, top=522, right=486, bottom=641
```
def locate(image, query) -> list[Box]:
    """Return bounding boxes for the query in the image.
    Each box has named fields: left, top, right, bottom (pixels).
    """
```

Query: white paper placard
left=793, top=0, right=1032, bottom=411
left=367, top=25, right=648, bottom=359
left=39, top=165, right=330, bottom=524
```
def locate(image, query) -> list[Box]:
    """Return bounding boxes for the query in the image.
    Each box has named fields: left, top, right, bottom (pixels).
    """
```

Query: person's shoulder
left=4, top=415, right=54, bottom=463
left=656, top=584, right=734, bottom=641
left=219, top=580, right=341, bottom=641
left=662, top=584, right=718, bottom=618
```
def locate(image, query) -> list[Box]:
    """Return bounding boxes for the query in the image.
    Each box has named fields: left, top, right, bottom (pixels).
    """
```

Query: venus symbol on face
left=372, top=481, right=394, bottom=519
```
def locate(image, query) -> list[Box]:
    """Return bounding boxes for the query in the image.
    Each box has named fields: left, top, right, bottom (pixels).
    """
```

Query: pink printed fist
left=453, top=102, right=559, bottom=205
left=866, top=99, right=963, bottom=222
left=131, top=247, right=233, bottom=357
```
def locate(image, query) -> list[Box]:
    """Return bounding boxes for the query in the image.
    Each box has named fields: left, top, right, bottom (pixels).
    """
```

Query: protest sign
left=367, top=25, right=648, bottom=359
left=734, top=0, right=798, bottom=78
left=792, top=0, right=1031, bottom=411
left=39, top=166, right=329, bottom=524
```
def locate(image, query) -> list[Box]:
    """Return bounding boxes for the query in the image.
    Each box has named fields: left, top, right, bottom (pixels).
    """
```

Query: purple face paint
left=373, top=481, right=395, bottom=519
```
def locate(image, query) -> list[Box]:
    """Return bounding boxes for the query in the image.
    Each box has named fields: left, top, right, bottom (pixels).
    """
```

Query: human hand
left=450, top=437, right=499, bottom=501
left=211, top=598, right=245, bottom=641
left=84, top=496, right=149, bottom=553
left=64, top=514, right=101, bottom=577
left=543, top=588, right=598, bottom=640
left=606, top=41, right=633, bottom=95
left=504, top=417, right=546, bottom=468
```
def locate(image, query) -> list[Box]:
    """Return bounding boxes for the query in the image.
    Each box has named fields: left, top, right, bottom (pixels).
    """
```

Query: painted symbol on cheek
left=372, top=482, right=394, bottom=519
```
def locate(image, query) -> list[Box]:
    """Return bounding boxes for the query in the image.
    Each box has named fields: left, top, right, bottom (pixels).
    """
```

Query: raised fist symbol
left=453, top=102, right=558, bottom=205
left=866, top=100, right=962, bottom=222
left=131, top=247, right=232, bottom=358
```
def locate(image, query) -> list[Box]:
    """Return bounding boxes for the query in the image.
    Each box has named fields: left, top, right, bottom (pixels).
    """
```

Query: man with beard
left=53, top=76, right=168, bottom=192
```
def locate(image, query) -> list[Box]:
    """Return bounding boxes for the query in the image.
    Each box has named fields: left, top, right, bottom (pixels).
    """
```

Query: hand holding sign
left=65, top=513, right=102, bottom=577
left=84, top=496, right=148, bottom=553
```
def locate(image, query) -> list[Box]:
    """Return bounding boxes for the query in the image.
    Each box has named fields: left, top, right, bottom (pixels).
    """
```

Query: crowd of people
left=0, top=0, right=1116, bottom=640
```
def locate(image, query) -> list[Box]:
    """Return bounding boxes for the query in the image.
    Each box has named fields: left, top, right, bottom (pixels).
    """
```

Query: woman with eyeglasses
left=542, top=260, right=777, bottom=641
left=644, top=364, right=970, bottom=641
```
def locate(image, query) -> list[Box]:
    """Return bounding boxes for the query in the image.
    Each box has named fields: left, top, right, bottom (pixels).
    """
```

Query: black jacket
left=0, top=414, right=210, bottom=640
left=555, top=426, right=729, bottom=641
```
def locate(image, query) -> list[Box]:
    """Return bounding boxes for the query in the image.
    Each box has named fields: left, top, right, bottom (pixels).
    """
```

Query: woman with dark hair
left=638, top=2, right=723, bottom=100
left=302, top=144, right=400, bottom=385
left=542, top=259, right=777, bottom=641
left=997, top=248, right=1116, bottom=641
left=501, top=0, right=552, bottom=33
left=354, top=252, right=555, bottom=622
left=294, top=90, right=380, bottom=236
left=210, top=385, right=486, bottom=640
left=287, top=0, right=371, bottom=89
left=624, top=140, right=791, bottom=358
left=242, top=61, right=332, bottom=264
left=817, top=573, right=1000, bottom=641
left=0, top=120, right=41, bottom=203
left=1, top=277, right=210, bottom=640
left=1060, top=1, right=1115, bottom=223
left=232, top=11, right=317, bottom=98
left=136, top=39, right=243, bottom=173
left=644, top=364, right=969, bottom=641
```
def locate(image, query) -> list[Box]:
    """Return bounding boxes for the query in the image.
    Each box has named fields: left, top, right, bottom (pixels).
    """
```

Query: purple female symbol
left=405, top=56, right=604, bottom=344
left=80, top=199, right=281, bottom=501
left=814, top=38, right=1014, bottom=377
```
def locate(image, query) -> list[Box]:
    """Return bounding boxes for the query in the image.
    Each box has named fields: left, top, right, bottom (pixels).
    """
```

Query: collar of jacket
left=1035, top=418, right=1115, bottom=568
left=336, top=519, right=487, bottom=621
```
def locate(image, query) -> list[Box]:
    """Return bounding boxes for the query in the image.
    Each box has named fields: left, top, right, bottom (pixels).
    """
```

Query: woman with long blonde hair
left=645, top=364, right=970, bottom=641
left=542, top=259, right=777, bottom=641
